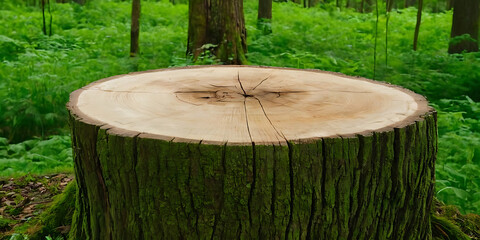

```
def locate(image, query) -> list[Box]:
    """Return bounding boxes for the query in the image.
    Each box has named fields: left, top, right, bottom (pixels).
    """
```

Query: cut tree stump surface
left=69, top=66, right=429, bottom=144
left=67, top=66, right=437, bottom=240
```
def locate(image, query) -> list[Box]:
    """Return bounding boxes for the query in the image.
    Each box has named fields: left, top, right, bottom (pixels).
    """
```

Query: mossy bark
left=187, top=0, right=247, bottom=64
left=68, top=110, right=437, bottom=239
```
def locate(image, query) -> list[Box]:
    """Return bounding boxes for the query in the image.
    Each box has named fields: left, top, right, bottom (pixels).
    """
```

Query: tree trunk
left=258, top=0, right=273, bottom=19
left=258, top=0, right=273, bottom=34
left=446, top=0, right=453, bottom=10
left=386, top=0, right=394, bottom=11
left=413, top=0, right=423, bottom=51
left=187, top=0, right=247, bottom=64
left=67, top=66, right=437, bottom=240
left=448, top=0, right=479, bottom=54
left=130, top=0, right=141, bottom=57
left=41, top=0, right=47, bottom=35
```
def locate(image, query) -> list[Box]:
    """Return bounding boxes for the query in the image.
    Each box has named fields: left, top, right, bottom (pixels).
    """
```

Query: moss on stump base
left=67, top=66, right=437, bottom=239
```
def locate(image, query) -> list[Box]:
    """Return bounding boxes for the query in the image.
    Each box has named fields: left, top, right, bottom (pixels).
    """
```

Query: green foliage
left=0, top=136, right=73, bottom=177
left=0, top=0, right=479, bottom=215
left=433, top=97, right=480, bottom=214
left=0, top=1, right=188, bottom=142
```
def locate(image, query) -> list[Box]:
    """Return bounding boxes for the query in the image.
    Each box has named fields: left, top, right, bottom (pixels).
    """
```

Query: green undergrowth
left=0, top=0, right=479, bottom=214
left=0, top=136, right=73, bottom=177
left=433, top=97, right=480, bottom=214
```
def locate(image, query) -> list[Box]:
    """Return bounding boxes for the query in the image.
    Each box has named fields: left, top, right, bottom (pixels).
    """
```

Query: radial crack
left=254, top=97, right=287, bottom=142
left=251, top=75, right=271, bottom=91
left=237, top=72, right=248, bottom=96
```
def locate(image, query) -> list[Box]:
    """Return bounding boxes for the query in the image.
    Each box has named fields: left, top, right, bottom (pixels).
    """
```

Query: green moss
left=433, top=199, right=480, bottom=239
left=28, top=182, right=76, bottom=240
left=431, top=215, right=470, bottom=240
left=0, top=217, right=15, bottom=232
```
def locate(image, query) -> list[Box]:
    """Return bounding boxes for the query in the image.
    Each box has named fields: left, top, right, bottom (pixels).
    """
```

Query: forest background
left=0, top=0, right=479, bottom=225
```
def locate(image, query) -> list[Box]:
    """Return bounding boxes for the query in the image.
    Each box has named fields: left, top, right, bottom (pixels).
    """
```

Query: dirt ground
left=0, top=174, right=74, bottom=237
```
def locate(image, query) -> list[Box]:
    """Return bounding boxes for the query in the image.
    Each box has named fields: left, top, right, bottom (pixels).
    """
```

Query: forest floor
left=0, top=173, right=479, bottom=239
left=0, top=174, right=73, bottom=238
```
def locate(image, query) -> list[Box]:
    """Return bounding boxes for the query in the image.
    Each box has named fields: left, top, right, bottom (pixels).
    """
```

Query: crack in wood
left=251, top=75, right=271, bottom=91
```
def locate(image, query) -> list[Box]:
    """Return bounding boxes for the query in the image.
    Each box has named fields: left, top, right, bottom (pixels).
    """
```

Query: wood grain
left=68, top=66, right=429, bottom=145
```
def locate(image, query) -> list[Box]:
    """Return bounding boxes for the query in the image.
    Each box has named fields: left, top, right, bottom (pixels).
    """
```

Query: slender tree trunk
left=187, top=0, right=247, bottom=64
left=258, top=0, right=273, bottom=34
left=41, top=0, right=47, bottom=35
left=48, top=0, right=52, bottom=36
left=360, top=0, right=365, bottom=12
left=130, top=0, right=141, bottom=57
left=448, top=0, right=479, bottom=54
left=386, top=0, right=393, bottom=11
left=413, top=0, right=423, bottom=51
left=386, top=0, right=393, bottom=66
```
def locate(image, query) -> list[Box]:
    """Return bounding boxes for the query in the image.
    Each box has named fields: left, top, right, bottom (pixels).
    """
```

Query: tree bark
left=448, top=0, right=479, bottom=54
left=386, top=0, right=394, bottom=11
left=258, top=0, right=273, bottom=12
left=258, top=0, right=273, bottom=34
left=67, top=66, right=437, bottom=240
left=41, top=0, right=47, bottom=35
left=413, top=0, right=423, bottom=51
left=130, top=0, right=141, bottom=57
left=187, top=0, right=247, bottom=64
left=446, top=0, right=453, bottom=10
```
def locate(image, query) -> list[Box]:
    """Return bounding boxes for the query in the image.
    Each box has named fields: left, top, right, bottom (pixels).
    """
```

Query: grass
left=0, top=0, right=479, bottom=214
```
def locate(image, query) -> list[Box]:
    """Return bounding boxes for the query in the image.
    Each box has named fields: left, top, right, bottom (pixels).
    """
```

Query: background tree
left=187, top=0, right=247, bottom=64
left=41, top=0, right=47, bottom=35
left=413, top=0, right=423, bottom=51
left=130, top=0, right=141, bottom=57
left=258, top=0, right=273, bottom=34
left=448, top=0, right=479, bottom=54
left=446, top=0, right=453, bottom=10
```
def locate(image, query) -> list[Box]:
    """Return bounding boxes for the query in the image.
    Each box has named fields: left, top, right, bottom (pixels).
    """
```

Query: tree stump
left=67, top=66, right=437, bottom=239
